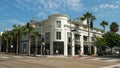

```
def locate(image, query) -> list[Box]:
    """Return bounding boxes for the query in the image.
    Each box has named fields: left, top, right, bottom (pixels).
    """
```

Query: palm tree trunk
left=103, top=26, right=105, bottom=34
left=28, top=33, right=31, bottom=55
left=88, top=19, right=92, bottom=54
left=16, top=36, right=19, bottom=54
left=6, top=39, right=8, bottom=53
left=34, top=35, right=38, bottom=56
left=10, top=36, right=12, bottom=53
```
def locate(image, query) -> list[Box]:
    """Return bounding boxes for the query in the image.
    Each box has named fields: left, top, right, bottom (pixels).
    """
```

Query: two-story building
left=20, top=14, right=103, bottom=56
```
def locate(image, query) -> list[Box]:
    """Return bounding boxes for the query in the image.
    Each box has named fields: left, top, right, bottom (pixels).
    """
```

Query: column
left=50, top=41, right=53, bottom=55
left=50, top=28, right=54, bottom=55
left=64, top=29, right=68, bottom=56
left=50, top=31, right=53, bottom=55
left=72, top=32, right=75, bottom=56
left=94, top=46, right=97, bottom=55
left=80, top=34, right=84, bottom=55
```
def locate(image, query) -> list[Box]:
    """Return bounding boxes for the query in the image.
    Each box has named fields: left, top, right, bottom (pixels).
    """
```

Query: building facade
left=21, top=14, right=103, bottom=56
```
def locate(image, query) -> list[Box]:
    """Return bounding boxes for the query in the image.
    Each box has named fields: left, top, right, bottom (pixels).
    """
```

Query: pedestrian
left=56, top=50, right=58, bottom=55
left=78, top=50, right=82, bottom=58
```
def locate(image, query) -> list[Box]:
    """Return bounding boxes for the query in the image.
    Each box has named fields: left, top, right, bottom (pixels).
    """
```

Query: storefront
left=53, top=41, right=64, bottom=55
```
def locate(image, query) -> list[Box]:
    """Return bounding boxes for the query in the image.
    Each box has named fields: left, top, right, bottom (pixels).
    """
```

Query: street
left=0, top=54, right=120, bottom=68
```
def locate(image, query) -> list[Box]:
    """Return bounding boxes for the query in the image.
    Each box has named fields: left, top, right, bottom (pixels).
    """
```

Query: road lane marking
left=101, top=64, right=120, bottom=68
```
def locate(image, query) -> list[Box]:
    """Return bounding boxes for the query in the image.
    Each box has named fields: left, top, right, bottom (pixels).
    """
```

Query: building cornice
left=72, top=21, right=104, bottom=32
left=49, top=14, right=70, bottom=19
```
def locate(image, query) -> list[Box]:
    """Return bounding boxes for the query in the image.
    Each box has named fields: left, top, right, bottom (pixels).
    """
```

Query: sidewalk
left=43, top=55, right=96, bottom=59
left=0, top=53, right=97, bottom=59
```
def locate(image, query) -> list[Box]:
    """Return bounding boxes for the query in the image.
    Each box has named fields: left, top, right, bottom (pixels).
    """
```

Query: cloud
left=66, top=0, right=83, bottom=11
left=14, top=0, right=83, bottom=12
left=37, top=12, right=47, bottom=20
left=100, top=4, right=119, bottom=9
left=0, top=19, right=25, bottom=31
left=15, top=0, right=37, bottom=12
left=7, top=19, right=25, bottom=25
left=0, top=22, right=13, bottom=31
left=92, top=3, right=119, bottom=12
left=13, top=0, right=83, bottom=20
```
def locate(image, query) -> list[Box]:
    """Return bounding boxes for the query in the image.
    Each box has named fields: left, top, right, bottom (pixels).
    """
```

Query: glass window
left=56, top=21, right=61, bottom=28
left=45, top=32, right=50, bottom=43
left=83, top=36, right=88, bottom=41
left=67, top=32, right=71, bottom=43
left=56, top=32, right=61, bottom=40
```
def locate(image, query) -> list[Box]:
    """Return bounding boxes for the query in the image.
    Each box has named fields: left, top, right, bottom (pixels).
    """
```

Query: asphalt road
left=0, top=54, right=120, bottom=68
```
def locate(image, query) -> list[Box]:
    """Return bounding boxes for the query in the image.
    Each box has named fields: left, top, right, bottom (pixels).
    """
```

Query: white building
left=21, top=14, right=103, bottom=56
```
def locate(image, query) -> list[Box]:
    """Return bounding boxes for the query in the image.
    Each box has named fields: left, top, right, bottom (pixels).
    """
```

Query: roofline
left=49, top=14, right=70, bottom=19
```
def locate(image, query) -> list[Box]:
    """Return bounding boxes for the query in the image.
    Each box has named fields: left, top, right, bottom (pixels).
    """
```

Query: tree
left=26, top=22, right=37, bottom=55
left=2, top=30, right=11, bottom=53
left=95, top=36, right=107, bottom=55
left=12, top=24, right=21, bottom=54
left=83, top=12, right=96, bottom=28
left=31, top=27, right=39, bottom=56
left=12, top=24, right=27, bottom=54
left=79, top=16, right=85, bottom=24
left=100, top=21, right=108, bottom=33
left=104, top=32, right=120, bottom=48
left=95, top=37, right=107, bottom=47
left=82, top=12, right=96, bottom=53
left=110, top=22, right=119, bottom=33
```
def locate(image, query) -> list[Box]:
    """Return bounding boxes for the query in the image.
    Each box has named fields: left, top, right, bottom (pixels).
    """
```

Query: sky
left=0, top=0, right=120, bottom=32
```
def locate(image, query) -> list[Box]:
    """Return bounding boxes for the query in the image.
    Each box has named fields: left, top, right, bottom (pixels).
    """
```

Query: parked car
left=112, top=49, right=120, bottom=55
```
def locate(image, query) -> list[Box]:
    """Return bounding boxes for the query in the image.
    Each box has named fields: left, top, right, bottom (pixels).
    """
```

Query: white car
left=112, top=50, right=120, bottom=55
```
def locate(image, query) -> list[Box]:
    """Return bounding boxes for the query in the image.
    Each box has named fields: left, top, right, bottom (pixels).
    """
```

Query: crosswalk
left=0, top=55, right=37, bottom=59
left=101, top=64, right=120, bottom=68
left=83, top=57, right=120, bottom=68
left=84, top=57, right=120, bottom=62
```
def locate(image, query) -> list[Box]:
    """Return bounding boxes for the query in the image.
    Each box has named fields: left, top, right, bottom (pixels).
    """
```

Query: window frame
left=56, top=31, right=61, bottom=40
left=55, top=21, right=61, bottom=28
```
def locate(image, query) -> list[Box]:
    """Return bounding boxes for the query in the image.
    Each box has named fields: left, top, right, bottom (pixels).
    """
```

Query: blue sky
left=0, top=0, right=120, bottom=32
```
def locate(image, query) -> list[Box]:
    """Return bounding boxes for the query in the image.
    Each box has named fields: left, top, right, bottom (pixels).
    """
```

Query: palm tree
left=100, top=21, right=108, bottom=33
left=110, top=22, right=119, bottom=33
left=12, top=24, right=28, bottom=54
left=9, top=30, right=14, bottom=53
left=31, top=27, right=39, bottom=56
left=26, top=22, right=36, bottom=55
left=2, top=30, right=11, bottom=53
left=82, top=12, right=96, bottom=54
left=13, top=24, right=28, bottom=54
left=79, top=16, right=85, bottom=24
left=12, top=24, right=21, bottom=54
